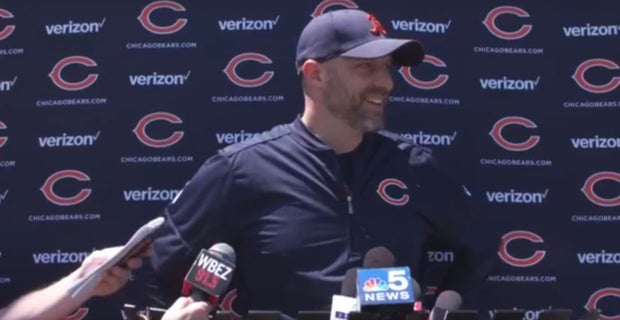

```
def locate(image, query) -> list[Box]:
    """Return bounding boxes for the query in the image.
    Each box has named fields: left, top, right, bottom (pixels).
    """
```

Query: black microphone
left=181, top=243, right=236, bottom=307
left=428, top=290, right=462, bottom=320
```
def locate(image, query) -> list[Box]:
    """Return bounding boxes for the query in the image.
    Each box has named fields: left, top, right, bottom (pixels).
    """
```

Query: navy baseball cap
left=295, top=9, right=424, bottom=68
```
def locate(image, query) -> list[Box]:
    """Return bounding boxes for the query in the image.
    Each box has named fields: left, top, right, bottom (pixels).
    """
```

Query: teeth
left=367, top=98, right=383, bottom=104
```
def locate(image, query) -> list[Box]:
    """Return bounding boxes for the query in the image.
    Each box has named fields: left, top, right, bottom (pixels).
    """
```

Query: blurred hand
left=76, top=246, right=150, bottom=297
left=161, top=296, right=211, bottom=320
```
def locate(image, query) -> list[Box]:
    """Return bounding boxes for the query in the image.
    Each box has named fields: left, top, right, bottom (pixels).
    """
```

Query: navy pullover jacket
left=145, top=117, right=499, bottom=317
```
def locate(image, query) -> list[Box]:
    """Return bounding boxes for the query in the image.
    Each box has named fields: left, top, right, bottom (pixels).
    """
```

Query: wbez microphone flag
left=356, top=266, right=415, bottom=315
left=182, top=243, right=236, bottom=306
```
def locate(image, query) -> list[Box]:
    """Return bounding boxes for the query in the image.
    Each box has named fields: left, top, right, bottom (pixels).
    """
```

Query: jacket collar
left=289, top=115, right=378, bottom=156
left=290, top=115, right=333, bottom=152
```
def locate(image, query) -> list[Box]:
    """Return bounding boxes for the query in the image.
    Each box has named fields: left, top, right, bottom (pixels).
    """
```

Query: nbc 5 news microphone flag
left=356, top=267, right=415, bottom=306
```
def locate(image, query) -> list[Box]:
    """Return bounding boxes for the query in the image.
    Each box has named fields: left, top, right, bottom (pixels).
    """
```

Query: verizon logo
left=218, top=16, right=280, bottom=31
left=32, top=250, right=90, bottom=264
left=427, top=251, right=454, bottom=262
left=0, top=76, right=17, bottom=92
left=45, top=18, right=106, bottom=35
left=129, top=71, right=191, bottom=86
left=480, top=76, right=540, bottom=91
left=391, top=19, right=451, bottom=34
left=563, top=24, right=620, bottom=37
left=571, top=136, right=619, bottom=149
left=216, top=131, right=260, bottom=145
left=486, top=189, right=549, bottom=204
left=0, top=190, right=7, bottom=205
left=399, top=131, right=457, bottom=146
left=123, top=187, right=181, bottom=202
left=577, top=250, right=620, bottom=264
left=38, top=132, right=101, bottom=148
left=488, top=310, right=545, bottom=320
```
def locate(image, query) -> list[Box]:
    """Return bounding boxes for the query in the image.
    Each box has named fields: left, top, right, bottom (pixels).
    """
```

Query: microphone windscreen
left=340, top=268, right=358, bottom=297
left=209, top=243, right=236, bottom=262
left=362, top=246, right=395, bottom=268
left=435, top=290, right=462, bottom=310
left=412, top=277, right=422, bottom=300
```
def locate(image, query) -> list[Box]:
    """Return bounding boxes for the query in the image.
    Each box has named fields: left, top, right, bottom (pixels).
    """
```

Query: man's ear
left=300, top=59, right=323, bottom=84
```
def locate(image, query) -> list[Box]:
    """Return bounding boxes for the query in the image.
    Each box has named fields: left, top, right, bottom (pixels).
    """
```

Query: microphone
left=354, top=247, right=421, bottom=320
left=352, top=247, right=421, bottom=300
left=333, top=247, right=397, bottom=320
left=428, top=290, right=462, bottom=320
left=341, top=246, right=395, bottom=298
left=181, top=243, right=236, bottom=308
left=341, top=267, right=358, bottom=298
left=363, top=246, right=396, bottom=267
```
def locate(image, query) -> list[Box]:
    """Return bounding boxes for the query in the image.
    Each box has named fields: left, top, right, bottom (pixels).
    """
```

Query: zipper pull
left=345, top=186, right=354, bottom=215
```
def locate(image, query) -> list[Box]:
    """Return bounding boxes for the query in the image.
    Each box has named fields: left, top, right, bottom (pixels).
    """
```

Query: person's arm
left=145, top=151, right=245, bottom=308
left=433, top=180, right=499, bottom=306
left=0, top=246, right=146, bottom=320
left=408, top=146, right=499, bottom=306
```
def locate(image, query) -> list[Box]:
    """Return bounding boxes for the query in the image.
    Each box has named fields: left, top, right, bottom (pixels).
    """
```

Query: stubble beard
left=324, top=74, right=386, bottom=133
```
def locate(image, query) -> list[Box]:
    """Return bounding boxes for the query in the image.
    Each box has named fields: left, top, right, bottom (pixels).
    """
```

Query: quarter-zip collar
left=290, top=115, right=334, bottom=152
left=290, top=115, right=373, bottom=154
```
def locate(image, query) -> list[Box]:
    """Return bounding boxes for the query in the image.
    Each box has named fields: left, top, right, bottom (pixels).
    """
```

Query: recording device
left=121, top=304, right=140, bottom=320
left=120, top=242, right=235, bottom=320
left=182, top=242, right=236, bottom=306
left=121, top=304, right=164, bottom=320
left=336, top=247, right=396, bottom=320
left=428, top=290, right=463, bottom=320
left=69, top=216, right=165, bottom=298
left=356, top=266, right=415, bottom=320
left=364, top=246, right=397, bottom=267
left=341, top=247, right=421, bottom=300
left=340, top=246, right=422, bottom=320
left=144, top=307, right=167, bottom=320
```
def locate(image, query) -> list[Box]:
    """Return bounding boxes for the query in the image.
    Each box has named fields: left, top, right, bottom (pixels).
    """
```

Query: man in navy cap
left=146, top=8, right=498, bottom=318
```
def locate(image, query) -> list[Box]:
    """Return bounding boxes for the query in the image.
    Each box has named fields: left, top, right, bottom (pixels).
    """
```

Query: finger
left=184, top=301, right=211, bottom=320
left=96, top=246, right=123, bottom=260
left=109, top=266, right=132, bottom=280
left=170, top=296, right=193, bottom=310
left=198, top=301, right=212, bottom=314
left=124, top=256, right=144, bottom=270
left=139, top=245, right=153, bottom=256
left=83, top=246, right=121, bottom=268
left=95, top=276, right=124, bottom=296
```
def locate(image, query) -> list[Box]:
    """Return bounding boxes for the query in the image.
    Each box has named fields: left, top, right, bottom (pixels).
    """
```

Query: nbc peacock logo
left=357, top=267, right=414, bottom=304
left=363, top=277, right=389, bottom=292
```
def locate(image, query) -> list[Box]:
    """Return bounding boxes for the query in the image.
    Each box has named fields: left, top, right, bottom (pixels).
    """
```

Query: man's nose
left=374, top=68, right=394, bottom=93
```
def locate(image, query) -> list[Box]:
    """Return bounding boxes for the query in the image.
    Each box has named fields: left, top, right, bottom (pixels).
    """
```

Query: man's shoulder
left=375, top=129, right=434, bottom=167
left=219, top=122, right=294, bottom=157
